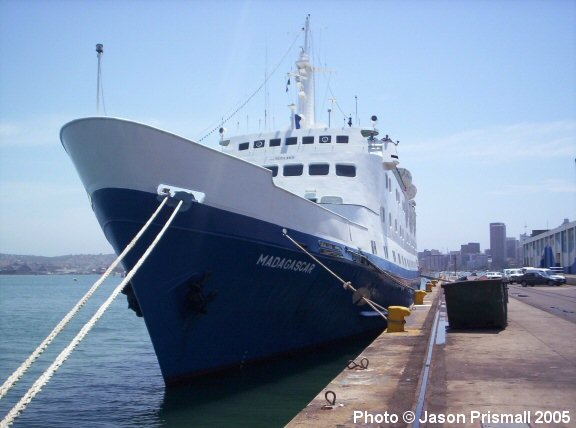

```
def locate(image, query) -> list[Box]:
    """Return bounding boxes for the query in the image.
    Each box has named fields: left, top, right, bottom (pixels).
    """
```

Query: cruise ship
left=61, top=16, right=419, bottom=385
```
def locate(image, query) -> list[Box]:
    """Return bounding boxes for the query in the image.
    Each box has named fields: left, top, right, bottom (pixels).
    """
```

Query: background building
left=418, top=249, right=448, bottom=274
left=522, top=219, right=575, bottom=273
left=490, top=222, right=507, bottom=269
left=506, top=237, right=521, bottom=267
left=461, top=242, right=480, bottom=255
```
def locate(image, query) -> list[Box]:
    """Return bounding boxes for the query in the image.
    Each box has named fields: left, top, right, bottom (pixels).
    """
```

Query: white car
left=503, top=268, right=523, bottom=284
left=486, top=271, right=503, bottom=279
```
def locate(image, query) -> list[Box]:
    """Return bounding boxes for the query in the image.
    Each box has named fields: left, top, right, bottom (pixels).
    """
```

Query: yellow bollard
left=425, top=282, right=433, bottom=293
left=386, top=306, right=411, bottom=333
left=414, top=290, right=427, bottom=305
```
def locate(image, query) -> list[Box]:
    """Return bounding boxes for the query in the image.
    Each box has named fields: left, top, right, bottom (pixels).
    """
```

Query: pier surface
left=287, top=279, right=576, bottom=427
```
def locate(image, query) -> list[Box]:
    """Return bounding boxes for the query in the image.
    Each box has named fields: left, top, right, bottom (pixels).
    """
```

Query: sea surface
left=0, top=275, right=380, bottom=427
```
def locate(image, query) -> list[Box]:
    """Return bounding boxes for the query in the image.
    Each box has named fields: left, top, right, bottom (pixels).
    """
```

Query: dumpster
left=441, top=279, right=507, bottom=329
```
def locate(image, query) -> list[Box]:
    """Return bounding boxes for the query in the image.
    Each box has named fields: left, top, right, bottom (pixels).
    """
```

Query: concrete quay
left=287, top=284, right=441, bottom=427
left=287, top=281, right=576, bottom=427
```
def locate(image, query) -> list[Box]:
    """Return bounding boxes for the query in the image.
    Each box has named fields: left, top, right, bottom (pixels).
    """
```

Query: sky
left=0, top=0, right=575, bottom=257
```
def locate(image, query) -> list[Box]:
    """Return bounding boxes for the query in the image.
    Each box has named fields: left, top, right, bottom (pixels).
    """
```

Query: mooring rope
left=0, top=196, right=169, bottom=401
left=0, top=199, right=183, bottom=428
left=282, top=230, right=387, bottom=319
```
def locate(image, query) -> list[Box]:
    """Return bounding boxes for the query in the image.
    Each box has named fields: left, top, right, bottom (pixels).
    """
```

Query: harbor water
left=0, top=275, right=376, bottom=427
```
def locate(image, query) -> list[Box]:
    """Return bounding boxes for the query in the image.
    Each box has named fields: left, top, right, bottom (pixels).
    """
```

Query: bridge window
left=239, top=142, right=249, bottom=151
left=309, top=163, right=329, bottom=175
left=283, top=164, right=303, bottom=176
left=253, top=140, right=265, bottom=148
left=285, top=137, right=297, bottom=145
left=319, top=135, right=331, bottom=143
left=269, top=138, right=281, bottom=147
left=302, top=136, right=314, bottom=144
left=336, top=135, right=349, bottom=143
left=336, top=164, right=356, bottom=177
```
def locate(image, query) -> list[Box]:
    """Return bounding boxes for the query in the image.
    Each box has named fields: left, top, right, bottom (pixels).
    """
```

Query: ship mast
left=96, top=43, right=105, bottom=115
left=294, top=15, right=315, bottom=129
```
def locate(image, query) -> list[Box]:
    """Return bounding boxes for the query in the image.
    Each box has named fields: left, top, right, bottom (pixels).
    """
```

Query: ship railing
left=367, top=142, right=383, bottom=153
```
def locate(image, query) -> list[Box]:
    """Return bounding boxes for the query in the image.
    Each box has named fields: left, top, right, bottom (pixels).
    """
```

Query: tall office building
left=490, top=222, right=507, bottom=269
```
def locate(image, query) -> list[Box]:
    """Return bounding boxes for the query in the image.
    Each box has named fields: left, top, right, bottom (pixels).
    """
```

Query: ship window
left=264, top=165, right=278, bottom=177
left=335, top=164, right=356, bottom=177
left=302, top=136, right=314, bottom=144
left=285, top=137, right=297, bottom=145
left=283, top=164, right=303, bottom=176
left=320, top=196, right=343, bottom=204
left=336, top=135, right=349, bottom=143
left=319, top=135, right=331, bottom=143
left=239, top=142, right=249, bottom=151
left=253, top=140, right=265, bottom=149
left=309, top=163, right=329, bottom=175
left=269, top=138, right=281, bottom=147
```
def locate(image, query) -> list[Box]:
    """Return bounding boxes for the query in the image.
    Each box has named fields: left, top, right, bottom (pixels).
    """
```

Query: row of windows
left=264, top=163, right=356, bottom=177
left=239, top=135, right=349, bottom=151
left=382, top=246, right=416, bottom=268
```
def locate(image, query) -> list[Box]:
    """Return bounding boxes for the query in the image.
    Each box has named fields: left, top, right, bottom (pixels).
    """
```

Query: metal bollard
left=414, top=290, right=427, bottom=305
left=386, top=306, right=411, bottom=332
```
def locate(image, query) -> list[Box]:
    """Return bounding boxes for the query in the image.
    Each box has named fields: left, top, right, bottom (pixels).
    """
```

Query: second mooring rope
left=1, top=199, right=183, bottom=428
left=282, top=229, right=388, bottom=320
left=0, top=197, right=169, bottom=400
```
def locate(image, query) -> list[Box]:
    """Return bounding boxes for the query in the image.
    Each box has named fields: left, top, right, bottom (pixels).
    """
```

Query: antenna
left=328, top=97, right=336, bottom=127
left=95, top=43, right=105, bottom=115
left=264, top=44, right=269, bottom=130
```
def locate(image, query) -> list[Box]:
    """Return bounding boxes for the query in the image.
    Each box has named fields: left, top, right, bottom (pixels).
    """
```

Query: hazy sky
left=0, top=0, right=575, bottom=256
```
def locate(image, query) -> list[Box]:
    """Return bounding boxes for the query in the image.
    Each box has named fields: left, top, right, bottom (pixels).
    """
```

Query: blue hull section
left=92, top=189, right=416, bottom=384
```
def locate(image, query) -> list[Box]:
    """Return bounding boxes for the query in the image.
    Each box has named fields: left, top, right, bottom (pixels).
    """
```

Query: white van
left=503, top=268, right=523, bottom=284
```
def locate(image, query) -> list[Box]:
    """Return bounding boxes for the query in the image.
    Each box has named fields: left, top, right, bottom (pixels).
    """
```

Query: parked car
left=518, top=271, right=563, bottom=287
left=540, top=269, right=566, bottom=284
left=503, top=268, right=523, bottom=284
left=522, top=268, right=566, bottom=284
left=485, top=271, right=503, bottom=279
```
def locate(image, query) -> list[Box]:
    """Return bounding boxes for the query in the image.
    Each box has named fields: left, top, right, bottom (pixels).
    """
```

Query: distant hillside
left=0, top=253, right=122, bottom=275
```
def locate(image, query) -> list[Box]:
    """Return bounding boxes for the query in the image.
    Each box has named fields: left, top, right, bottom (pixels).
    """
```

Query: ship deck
left=287, top=276, right=576, bottom=427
